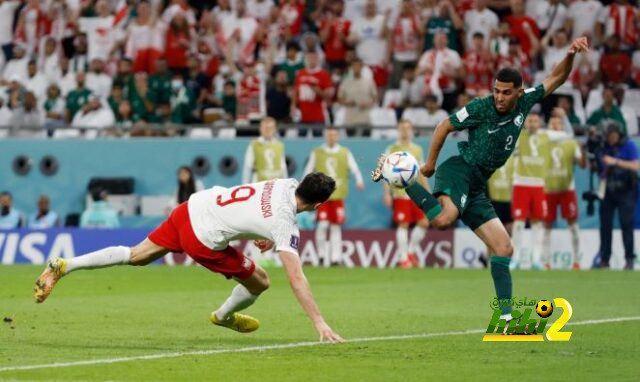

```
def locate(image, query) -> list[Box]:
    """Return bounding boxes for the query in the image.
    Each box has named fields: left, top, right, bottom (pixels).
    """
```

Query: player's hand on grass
left=568, top=37, right=589, bottom=55
left=254, top=239, right=274, bottom=253
left=421, top=162, right=436, bottom=178
left=315, top=322, right=344, bottom=343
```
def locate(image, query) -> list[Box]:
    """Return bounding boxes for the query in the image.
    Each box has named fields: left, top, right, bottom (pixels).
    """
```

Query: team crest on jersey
left=290, top=235, right=300, bottom=250
left=514, top=114, right=524, bottom=127
left=461, top=194, right=467, bottom=207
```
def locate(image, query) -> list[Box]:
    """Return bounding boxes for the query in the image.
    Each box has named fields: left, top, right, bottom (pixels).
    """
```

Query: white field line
left=1, top=316, right=639, bottom=373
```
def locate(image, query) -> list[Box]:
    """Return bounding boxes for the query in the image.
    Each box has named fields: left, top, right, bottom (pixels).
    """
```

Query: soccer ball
left=382, top=151, right=419, bottom=188
left=536, top=300, right=554, bottom=318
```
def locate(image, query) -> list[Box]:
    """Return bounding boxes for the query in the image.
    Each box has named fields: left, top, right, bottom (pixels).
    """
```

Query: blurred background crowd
left=0, top=0, right=638, bottom=138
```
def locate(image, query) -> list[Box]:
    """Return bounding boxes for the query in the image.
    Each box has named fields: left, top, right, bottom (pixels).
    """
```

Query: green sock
left=405, top=182, right=442, bottom=220
left=490, top=256, right=512, bottom=315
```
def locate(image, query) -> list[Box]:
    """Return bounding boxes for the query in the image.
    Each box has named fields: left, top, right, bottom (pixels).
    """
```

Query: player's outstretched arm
left=422, top=118, right=455, bottom=177
left=542, top=37, right=589, bottom=97
left=278, top=250, right=344, bottom=343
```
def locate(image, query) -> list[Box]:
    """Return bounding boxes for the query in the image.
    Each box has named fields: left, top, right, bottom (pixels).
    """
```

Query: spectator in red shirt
left=293, top=50, right=333, bottom=137
left=463, top=33, right=494, bottom=96
left=504, top=0, right=540, bottom=57
left=279, top=0, right=304, bottom=40
left=319, top=0, right=351, bottom=73
left=165, top=13, right=191, bottom=74
left=496, top=37, right=533, bottom=86
left=600, top=34, right=632, bottom=86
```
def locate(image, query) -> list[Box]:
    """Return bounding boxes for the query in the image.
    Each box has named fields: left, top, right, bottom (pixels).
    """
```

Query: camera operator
left=597, top=124, right=639, bottom=270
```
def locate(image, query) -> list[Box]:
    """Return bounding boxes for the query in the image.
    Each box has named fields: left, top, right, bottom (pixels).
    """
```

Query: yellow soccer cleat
left=210, top=312, right=260, bottom=333
left=34, top=257, right=67, bottom=303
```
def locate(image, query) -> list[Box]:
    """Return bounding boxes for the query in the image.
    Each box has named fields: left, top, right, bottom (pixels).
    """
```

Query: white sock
left=531, top=221, right=544, bottom=267
left=511, top=220, right=525, bottom=265
left=569, top=222, right=580, bottom=264
left=396, top=226, right=409, bottom=261
left=214, top=284, right=258, bottom=321
left=542, top=228, right=551, bottom=266
left=408, top=226, right=427, bottom=254
left=64, top=246, right=131, bottom=273
left=315, top=221, right=329, bottom=265
left=329, top=224, right=342, bottom=263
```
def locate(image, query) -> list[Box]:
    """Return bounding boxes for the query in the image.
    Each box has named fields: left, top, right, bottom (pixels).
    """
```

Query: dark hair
left=425, top=94, right=438, bottom=103
left=495, top=68, right=523, bottom=88
left=286, top=41, right=301, bottom=52
left=177, top=166, right=196, bottom=204
left=296, top=172, right=336, bottom=205
left=0, top=191, right=11, bottom=198
left=472, top=32, right=484, bottom=39
left=90, top=188, right=107, bottom=202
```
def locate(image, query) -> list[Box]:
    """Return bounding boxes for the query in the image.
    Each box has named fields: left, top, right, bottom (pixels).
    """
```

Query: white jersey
left=188, top=178, right=301, bottom=254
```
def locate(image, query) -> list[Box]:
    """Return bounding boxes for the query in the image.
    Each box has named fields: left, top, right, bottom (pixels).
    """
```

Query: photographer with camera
left=596, top=124, right=639, bottom=270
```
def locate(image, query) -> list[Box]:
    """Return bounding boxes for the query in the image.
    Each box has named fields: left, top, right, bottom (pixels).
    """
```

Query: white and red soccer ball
left=382, top=151, right=419, bottom=188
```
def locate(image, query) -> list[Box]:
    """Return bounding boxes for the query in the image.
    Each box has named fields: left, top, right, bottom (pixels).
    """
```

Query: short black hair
left=495, top=68, right=523, bottom=88
left=0, top=191, right=11, bottom=198
left=90, top=188, right=107, bottom=202
left=472, top=32, right=484, bottom=39
left=296, top=172, right=336, bottom=205
left=286, top=41, right=300, bottom=52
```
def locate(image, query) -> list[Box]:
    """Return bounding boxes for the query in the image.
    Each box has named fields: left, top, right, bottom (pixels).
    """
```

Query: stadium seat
left=621, top=106, right=639, bottom=136
left=369, top=108, right=398, bottom=139
left=140, top=195, right=173, bottom=216
left=188, top=127, right=214, bottom=139
left=622, top=89, right=640, bottom=118
left=52, top=128, right=82, bottom=139
left=333, top=106, right=346, bottom=127
left=382, top=89, right=402, bottom=109
left=585, top=86, right=604, bottom=118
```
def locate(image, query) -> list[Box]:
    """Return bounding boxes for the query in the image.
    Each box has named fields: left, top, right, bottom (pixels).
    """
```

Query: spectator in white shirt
left=565, top=0, right=604, bottom=42
left=0, top=94, right=12, bottom=137
left=79, top=0, right=119, bottom=62
left=0, top=0, right=21, bottom=62
left=86, top=58, right=113, bottom=100
left=349, top=0, right=389, bottom=75
left=2, top=43, right=29, bottom=84
left=401, top=94, right=448, bottom=130
left=57, top=57, right=76, bottom=97
left=39, top=37, right=61, bottom=83
left=463, top=0, right=499, bottom=49
left=541, top=28, right=570, bottom=77
left=71, top=95, right=116, bottom=138
left=399, top=63, right=424, bottom=108
left=531, top=0, right=568, bottom=38
left=9, top=91, right=45, bottom=137
left=337, top=57, right=378, bottom=126
left=24, top=59, right=48, bottom=105
left=417, top=31, right=462, bottom=111
left=596, top=0, right=638, bottom=50
left=43, top=84, right=66, bottom=128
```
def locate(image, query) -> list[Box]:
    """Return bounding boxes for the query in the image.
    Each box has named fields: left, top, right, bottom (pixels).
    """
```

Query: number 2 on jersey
left=504, top=135, right=513, bottom=151
left=216, top=186, right=256, bottom=207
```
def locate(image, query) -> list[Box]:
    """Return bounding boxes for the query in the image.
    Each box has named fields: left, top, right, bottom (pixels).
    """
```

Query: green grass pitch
left=1, top=265, right=639, bottom=381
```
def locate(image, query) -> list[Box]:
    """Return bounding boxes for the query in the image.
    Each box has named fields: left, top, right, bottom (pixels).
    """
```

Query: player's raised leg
left=474, top=218, right=514, bottom=319
left=211, top=264, right=270, bottom=333
left=34, top=238, right=169, bottom=303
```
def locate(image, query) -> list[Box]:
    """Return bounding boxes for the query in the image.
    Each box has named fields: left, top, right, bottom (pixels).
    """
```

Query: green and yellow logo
left=483, top=298, right=573, bottom=341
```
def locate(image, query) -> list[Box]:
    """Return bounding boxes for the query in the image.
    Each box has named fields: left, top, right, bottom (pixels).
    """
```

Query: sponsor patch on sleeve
left=456, top=107, right=469, bottom=122
left=289, top=235, right=299, bottom=250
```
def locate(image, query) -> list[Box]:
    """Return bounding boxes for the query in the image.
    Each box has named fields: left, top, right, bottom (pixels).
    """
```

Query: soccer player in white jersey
left=34, top=173, right=344, bottom=343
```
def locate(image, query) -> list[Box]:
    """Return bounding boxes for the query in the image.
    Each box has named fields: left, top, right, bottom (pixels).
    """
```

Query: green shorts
left=433, top=155, right=497, bottom=230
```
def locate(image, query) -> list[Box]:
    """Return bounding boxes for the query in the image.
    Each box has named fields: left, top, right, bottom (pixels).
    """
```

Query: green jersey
left=488, top=156, right=515, bottom=202
left=513, top=129, right=551, bottom=187
left=449, top=83, right=545, bottom=179
left=66, top=88, right=92, bottom=119
left=546, top=138, right=581, bottom=193
left=251, top=139, right=286, bottom=181
left=385, top=142, right=424, bottom=199
left=313, top=145, right=351, bottom=200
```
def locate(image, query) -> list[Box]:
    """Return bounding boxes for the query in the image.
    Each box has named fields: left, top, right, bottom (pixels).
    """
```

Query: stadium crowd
left=0, top=0, right=638, bottom=137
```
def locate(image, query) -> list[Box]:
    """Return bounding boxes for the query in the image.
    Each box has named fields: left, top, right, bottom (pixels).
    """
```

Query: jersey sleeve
left=448, top=97, right=485, bottom=131
left=520, top=84, right=546, bottom=112
left=271, top=215, right=301, bottom=256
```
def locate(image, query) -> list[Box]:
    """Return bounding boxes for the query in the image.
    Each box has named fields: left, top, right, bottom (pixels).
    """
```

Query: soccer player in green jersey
left=372, top=37, right=589, bottom=322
